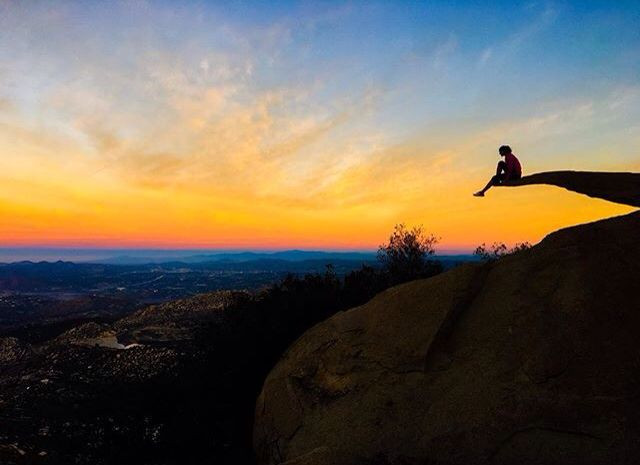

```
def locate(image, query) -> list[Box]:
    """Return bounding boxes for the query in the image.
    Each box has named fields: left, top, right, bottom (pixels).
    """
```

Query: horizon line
left=0, top=246, right=476, bottom=254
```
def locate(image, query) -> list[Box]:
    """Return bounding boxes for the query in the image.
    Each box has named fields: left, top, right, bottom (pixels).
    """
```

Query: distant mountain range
left=0, top=248, right=476, bottom=266
left=88, top=250, right=379, bottom=265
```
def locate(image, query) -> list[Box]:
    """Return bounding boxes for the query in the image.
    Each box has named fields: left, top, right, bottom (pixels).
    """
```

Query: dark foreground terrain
left=0, top=255, right=440, bottom=464
left=0, top=290, right=265, bottom=464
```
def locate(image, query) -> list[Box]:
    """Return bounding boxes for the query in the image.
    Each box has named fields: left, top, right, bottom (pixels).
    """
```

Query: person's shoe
left=473, top=191, right=485, bottom=197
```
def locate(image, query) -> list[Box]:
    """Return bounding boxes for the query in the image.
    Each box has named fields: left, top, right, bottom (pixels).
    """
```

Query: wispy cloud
left=481, top=3, right=559, bottom=66
left=478, top=47, right=493, bottom=67
left=432, top=33, right=458, bottom=70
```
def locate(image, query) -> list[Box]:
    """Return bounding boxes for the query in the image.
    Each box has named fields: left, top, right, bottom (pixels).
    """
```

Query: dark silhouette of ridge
left=502, top=170, right=640, bottom=207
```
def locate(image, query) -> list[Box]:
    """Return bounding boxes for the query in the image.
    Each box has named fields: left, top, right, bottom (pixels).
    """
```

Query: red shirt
left=504, top=153, right=522, bottom=179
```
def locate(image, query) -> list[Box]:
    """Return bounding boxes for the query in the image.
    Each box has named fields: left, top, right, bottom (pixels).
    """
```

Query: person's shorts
left=495, top=172, right=522, bottom=183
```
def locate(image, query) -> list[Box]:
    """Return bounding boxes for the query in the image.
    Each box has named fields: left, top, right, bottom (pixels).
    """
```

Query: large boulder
left=254, top=211, right=640, bottom=465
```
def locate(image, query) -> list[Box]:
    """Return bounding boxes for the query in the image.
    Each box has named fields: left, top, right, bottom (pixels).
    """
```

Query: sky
left=0, top=0, right=639, bottom=253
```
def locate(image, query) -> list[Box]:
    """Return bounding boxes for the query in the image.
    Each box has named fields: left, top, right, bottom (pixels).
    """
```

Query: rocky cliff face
left=254, top=210, right=640, bottom=465
left=504, top=170, right=640, bottom=207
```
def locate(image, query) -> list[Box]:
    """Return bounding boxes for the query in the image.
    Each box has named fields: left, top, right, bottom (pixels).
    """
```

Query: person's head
left=498, top=145, right=512, bottom=157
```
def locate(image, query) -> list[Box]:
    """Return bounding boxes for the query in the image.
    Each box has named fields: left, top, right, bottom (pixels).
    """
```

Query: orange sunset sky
left=1, top=1, right=638, bottom=253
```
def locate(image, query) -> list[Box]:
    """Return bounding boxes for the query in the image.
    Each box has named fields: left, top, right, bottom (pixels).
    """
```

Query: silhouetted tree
left=377, top=224, right=442, bottom=285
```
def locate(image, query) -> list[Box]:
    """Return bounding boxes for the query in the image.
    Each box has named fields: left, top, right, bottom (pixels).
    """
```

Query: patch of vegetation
left=473, top=241, right=532, bottom=261
left=377, top=224, right=443, bottom=285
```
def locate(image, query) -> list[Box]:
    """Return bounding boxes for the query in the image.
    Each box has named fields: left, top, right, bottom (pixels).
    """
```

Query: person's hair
left=499, top=145, right=512, bottom=155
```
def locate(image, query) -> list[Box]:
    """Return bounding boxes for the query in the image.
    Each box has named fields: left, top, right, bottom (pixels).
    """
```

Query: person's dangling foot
left=473, top=191, right=485, bottom=197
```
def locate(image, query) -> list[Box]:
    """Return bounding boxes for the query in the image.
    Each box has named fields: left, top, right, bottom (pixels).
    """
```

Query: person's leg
left=475, top=162, right=506, bottom=196
left=476, top=175, right=499, bottom=195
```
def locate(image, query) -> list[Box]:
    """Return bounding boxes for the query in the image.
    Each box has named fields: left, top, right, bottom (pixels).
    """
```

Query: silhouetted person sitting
left=474, top=145, right=522, bottom=197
